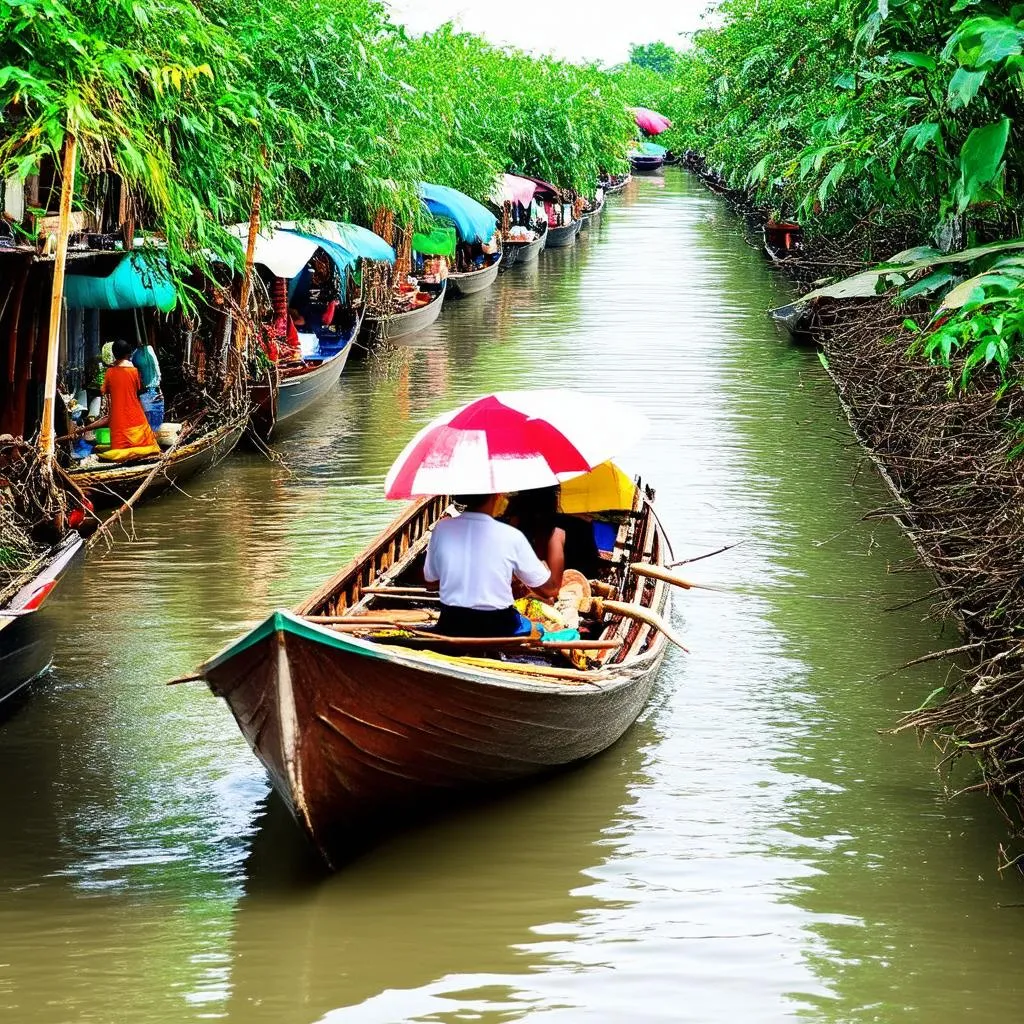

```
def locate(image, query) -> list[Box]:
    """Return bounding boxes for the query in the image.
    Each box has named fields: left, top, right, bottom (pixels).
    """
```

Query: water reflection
left=1, top=171, right=1021, bottom=1024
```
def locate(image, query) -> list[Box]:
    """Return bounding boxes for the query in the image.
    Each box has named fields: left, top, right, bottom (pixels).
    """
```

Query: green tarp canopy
left=65, top=253, right=177, bottom=311
left=413, top=226, right=457, bottom=258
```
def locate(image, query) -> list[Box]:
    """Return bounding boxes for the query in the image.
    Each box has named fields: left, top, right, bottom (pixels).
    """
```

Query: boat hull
left=249, top=321, right=358, bottom=441
left=447, top=254, right=502, bottom=296
left=602, top=175, right=631, bottom=195
left=0, top=533, right=83, bottom=710
left=580, top=196, right=605, bottom=231
left=205, top=608, right=666, bottom=863
left=545, top=219, right=582, bottom=248
left=364, top=281, right=447, bottom=340
left=501, top=224, right=547, bottom=267
left=68, top=416, right=246, bottom=508
left=630, top=155, right=664, bottom=173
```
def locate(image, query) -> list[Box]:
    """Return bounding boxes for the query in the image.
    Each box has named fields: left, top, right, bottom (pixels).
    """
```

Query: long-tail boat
left=199, top=481, right=676, bottom=867
left=0, top=532, right=83, bottom=709
left=67, top=413, right=246, bottom=508
left=249, top=309, right=364, bottom=439
left=501, top=220, right=547, bottom=267
left=448, top=252, right=503, bottom=296
left=364, top=280, right=447, bottom=341
left=419, top=182, right=501, bottom=298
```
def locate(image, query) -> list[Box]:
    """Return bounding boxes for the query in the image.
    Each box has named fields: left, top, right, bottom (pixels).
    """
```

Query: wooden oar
left=629, top=563, right=730, bottom=593
left=305, top=610, right=437, bottom=625
left=587, top=596, right=688, bottom=653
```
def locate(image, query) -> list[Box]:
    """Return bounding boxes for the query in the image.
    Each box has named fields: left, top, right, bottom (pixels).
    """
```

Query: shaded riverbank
left=3, top=172, right=1024, bottom=1023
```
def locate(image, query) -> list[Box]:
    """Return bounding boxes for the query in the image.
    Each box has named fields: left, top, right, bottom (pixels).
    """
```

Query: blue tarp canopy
left=65, top=254, right=177, bottom=311
left=636, top=142, right=668, bottom=157
left=282, top=220, right=395, bottom=265
left=418, top=182, right=497, bottom=244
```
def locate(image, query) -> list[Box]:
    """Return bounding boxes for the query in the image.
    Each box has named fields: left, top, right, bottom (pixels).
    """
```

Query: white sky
left=385, top=0, right=715, bottom=66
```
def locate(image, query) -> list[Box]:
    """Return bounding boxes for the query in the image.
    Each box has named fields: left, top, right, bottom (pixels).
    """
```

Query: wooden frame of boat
left=0, top=532, right=84, bottom=709
left=545, top=217, right=582, bottom=249
left=201, top=484, right=674, bottom=866
left=249, top=309, right=364, bottom=440
left=364, top=280, right=447, bottom=341
left=501, top=221, right=547, bottom=268
left=447, top=252, right=503, bottom=297
left=67, top=413, right=247, bottom=508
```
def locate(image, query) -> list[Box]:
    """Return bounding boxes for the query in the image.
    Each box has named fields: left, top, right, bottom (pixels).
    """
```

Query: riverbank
left=684, top=155, right=1024, bottom=836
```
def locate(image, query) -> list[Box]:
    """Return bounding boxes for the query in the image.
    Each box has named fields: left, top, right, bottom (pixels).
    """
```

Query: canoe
left=0, top=532, right=83, bottom=711
left=545, top=218, right=582, bottom=249
left=501, top=221, right=547, bottom=267
left=602, top=174, right=631, bottom=195
left=67, top=414, right=246, bottom=508
left=447, top=253, right=502, bottom=296
left=629, top=154, right=664, bottom=173
left=580, top=193, right=605, bottom=230
left=364, top=281, right=447, bottom=341
left=249, top=310, right=363, bottom=440
left=201, top=484, right=674, bottom=866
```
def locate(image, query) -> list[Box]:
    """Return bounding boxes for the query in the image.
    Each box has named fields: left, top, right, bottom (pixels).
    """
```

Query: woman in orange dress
left=87, top=338, right=159, bottom=452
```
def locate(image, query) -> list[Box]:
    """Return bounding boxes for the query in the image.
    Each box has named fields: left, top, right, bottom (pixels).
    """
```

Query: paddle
left=628, top=562, right=730, bottom=594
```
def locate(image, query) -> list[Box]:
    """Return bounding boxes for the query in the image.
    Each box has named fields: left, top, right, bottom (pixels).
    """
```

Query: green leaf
left=898, top=270, right=957, bottom=301
left=892, top=51, right=937, bottom=71
left=947, top=67, right=987, bottom=109
left=956, top=118, right=1011, bottom=213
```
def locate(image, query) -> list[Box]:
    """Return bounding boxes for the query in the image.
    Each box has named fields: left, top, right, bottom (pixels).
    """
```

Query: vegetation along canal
left=4, top=172, right=1024, bottom=1023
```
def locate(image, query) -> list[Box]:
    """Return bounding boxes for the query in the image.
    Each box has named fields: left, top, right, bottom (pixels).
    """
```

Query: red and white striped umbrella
left=384, top=390, right=648, bottom=500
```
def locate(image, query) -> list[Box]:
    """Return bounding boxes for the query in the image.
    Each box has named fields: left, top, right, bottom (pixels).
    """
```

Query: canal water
left=3, top=172, right=1023, bottom=1023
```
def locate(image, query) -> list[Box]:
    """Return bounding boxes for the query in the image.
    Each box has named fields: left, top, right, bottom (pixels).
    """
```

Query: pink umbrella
left=384, top=390, right=647, bottom=500
left=494, top=173, right=538, bottom=207
left=632, top=107, right=672, bottom=136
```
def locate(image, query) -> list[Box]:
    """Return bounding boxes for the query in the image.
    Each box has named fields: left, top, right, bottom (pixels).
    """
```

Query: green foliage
left=628, top=42, right=680, bottom=77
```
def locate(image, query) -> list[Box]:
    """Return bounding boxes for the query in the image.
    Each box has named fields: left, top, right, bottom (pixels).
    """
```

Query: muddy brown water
left=3, top=172, right=1023, bottom=1023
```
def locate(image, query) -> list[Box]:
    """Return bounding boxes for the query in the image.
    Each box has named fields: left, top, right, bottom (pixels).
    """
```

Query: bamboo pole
left=234, top=179, right=262, bottom=358
left=37, top=132, right=78, bottom=461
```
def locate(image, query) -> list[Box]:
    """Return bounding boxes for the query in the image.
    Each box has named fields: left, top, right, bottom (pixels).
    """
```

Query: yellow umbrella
left=558, top=461, right=637, bottom=514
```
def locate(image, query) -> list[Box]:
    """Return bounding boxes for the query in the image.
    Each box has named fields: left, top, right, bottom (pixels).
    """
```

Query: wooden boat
left=545, top=217, right=582, bottom=249
left=630, top=153, right=664, bottom=173
left=67, top=414, right=246, bottom=508
left=501, top=221, right=547, bottom=267
left=602, top=174, right=631, bottom=195
left=0, top=532, right=83, bottom=710
left=763, top=220, right=803, bottom=263
left=364, top=281, right=447, bottom=341
left=447, top=253, right=502, bottom=296
left=580, top=193, right=605, bottom=230
left=200, top=483, right=674, bottom=866
left=249, top=310, right=363, bottom=440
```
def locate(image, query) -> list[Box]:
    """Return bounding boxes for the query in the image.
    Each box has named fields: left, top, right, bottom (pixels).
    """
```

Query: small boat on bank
left=448, top=252, right=503, bottom=295
left=501, top=219, right=547, bottom=267
left=249, top=309, right=364, bottom=439
left=580, top=191, right=605, bottom=230
left=513, top=174, right=582, bottom=249
left=629, top=142, right=667, bottom=173
left=364, top=280, right=447, bottom=341
left=200, top=480, right=674, bottom=865
left=545, top=218, right=582, bottom=248
left=67, top=414, right=246, bottom=507
left=602, top=173, right=631, bottom=195
left=0, top=532, right=83, bottom=710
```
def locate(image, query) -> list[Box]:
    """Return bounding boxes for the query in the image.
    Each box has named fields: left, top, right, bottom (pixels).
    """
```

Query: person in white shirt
left=424, top=493, right=558, bottom=637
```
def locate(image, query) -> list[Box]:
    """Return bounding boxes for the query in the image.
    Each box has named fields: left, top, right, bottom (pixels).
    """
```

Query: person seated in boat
left=290, top=252, right=339, bottom=336
left=502, top=485, right=603, bottom=586
left=131, top=335, right=163, bottom=430
left=423, top=493, right=559, bottom=638
left=79, top=338, right=159, bottom=456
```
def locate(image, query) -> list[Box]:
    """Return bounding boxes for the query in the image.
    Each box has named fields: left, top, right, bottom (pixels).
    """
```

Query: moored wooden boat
left=67, top=414, right=246, bottom=508
left=580, top=193, right=605, bottom=230
left=201, top=483, right=674, bottom=866
left=630, top=153, right=664, bottom=173
left=602, top=174, right=631, bottom=195
left=364, top=281, right=447, bottom=341
left=501, top=221, right=547, bottom=267
left=249, top=310, right=363, bottom=440
left=545, top=217, right=582, bottom=249
left=447, top=253, right=502, bottom=296
left=0, top=532, right=83, bottom=710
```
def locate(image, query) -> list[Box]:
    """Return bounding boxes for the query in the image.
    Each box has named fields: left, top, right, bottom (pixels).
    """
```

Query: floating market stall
left=492, top=174, right=547, bottom=267
left=418, top=182, right=501, bottom=296
left=516, top=175, right=582, bottom=248
left=233, top=220, right=394, bottom=439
